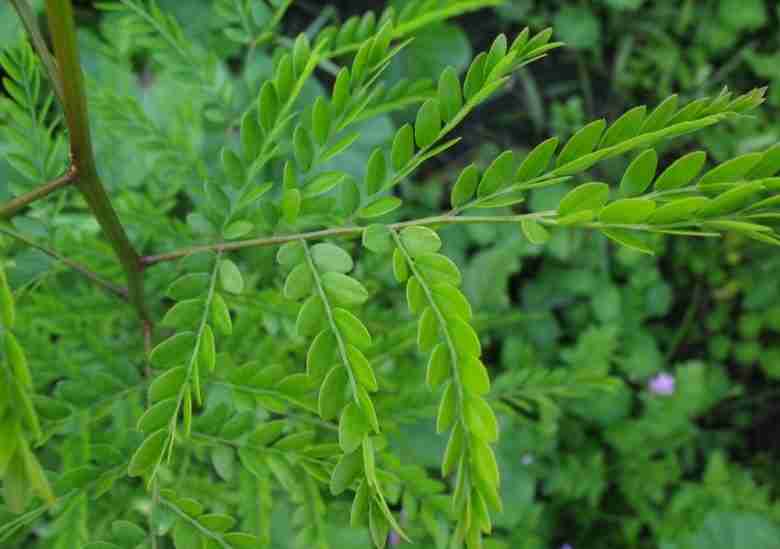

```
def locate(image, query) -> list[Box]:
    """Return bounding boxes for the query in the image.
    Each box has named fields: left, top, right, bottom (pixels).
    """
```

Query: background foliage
left=1, top=1, right=780, bottom=548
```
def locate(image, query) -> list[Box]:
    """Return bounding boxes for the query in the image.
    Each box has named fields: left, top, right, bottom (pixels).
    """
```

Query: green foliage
left=1, top=1, right=779, bottom=549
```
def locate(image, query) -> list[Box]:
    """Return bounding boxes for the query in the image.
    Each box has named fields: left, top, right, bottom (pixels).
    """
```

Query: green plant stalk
left=44, top=0, right=147, bottom=320
left=141, top=212, right=556, bottom=266
left=0, top=168, right=76, bottom=218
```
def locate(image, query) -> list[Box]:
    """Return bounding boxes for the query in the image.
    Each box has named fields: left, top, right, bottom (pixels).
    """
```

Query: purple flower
left=389, top=531, right=401, bottom=545
left=560, top=544, right=574, bottom=549
left=648, top=372, right=675, bottom=396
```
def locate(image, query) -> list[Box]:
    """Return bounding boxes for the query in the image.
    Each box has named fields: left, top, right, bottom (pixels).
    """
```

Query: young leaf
left=426, top=344, right=451, bottom=390
left=438, top=66, right=463, bottom=121
left=698, top=182, right=765, bottom=217
left=654, top=151, right=707, bottom=190
left=646, top=197, right=710, bottom=224
left=311, top=243, right=354, bottom=273
left=640, top=94, right=678, bottom=133
left=599, top=198, right=656, bottom=224
left=150, top=333, right=197, bottom=369
left=620, top=149, right=658, bottom=197
left=698, top=153, right=764, bottom=186
left=319, top=366, right=349, bottom=420
left=558, top=182, right=610, bottom=217
left=331, top=450, right=362, bottom=496
left=293, top=126, right=314, bottom=171
left=516, top=137, right=558, bottom=181
left=415, top=99, right=442, bottom=149
left=281, top=188, right=302, bottom=225
left=219, top=259, right=244, bottom=294
left=601, top=228, right=654, bottom=254
left=556, top=119, right=606, bottom=167
left=464, top=396, right=498, bottom=442
left=339, top=402, right=369, bottom=454
left=748, top=144, right=780, bottom=178
left=258, top=81, right=279, bottom=132
left=366, top=149, right=387, bottom=195
left=477, top=151, right=515, bottom=197
left=417, top=307, right=439, bottom=353
left=393, top=248, right=409, bottom=283
left=415, top=253, right=462, bottom=286
left=520, top=219, right=550, bottom=245
left=346, top=344, right=377, bottom=392
left=312, top=97, right=331, bottom=146
left=362, top=225, right=393, bottom=254
left=211, top=294, right=233, bottom=336
left=400, top=227, right=442, bottom=256
left=0, top=266, right=15, bottom=328
left=284, top=264, right=314, bottom=300
left=321, top=273, right=369, bottom=306
left=358, top=196, right=402, bottom=219
left=391, top=124, right=415, bottom=171
left=334, top=308, right=372, bottom=349
left=448, top=317, right=481, bottom=358
left=451, top=164, right=480, bottom=208
left=128, top=429, right=167, bottom=477
left=600, top=106, right=646, bottom=148
left=463, top=52, right=487, bottom=100
left=460, top=356, right=491, bottom=396
left=436, top=382, right=457, bottom=433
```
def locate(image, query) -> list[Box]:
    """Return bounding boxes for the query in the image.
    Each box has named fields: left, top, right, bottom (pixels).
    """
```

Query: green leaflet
left=0, top=265, right=14, bottom=328
left=558, top=182, right=610, bottom=217
left=128, top=429, right=167, bottom=477
left=599, top=198, right=656, bottom=224
left=451, top=164, right=480, bottom=208
left=219, top=259, right=244, bottom=294
left=400, top=226, right=442, bottom=256
left=358, top=196, right=403, bottom=219
left=654, top=151, right=707, bottom=190
left=600, top=105, right=646, bottom=148
left=391, top=124, right=415, bottom=171
left=620, top=149, right=658, bottom=197
left=365, top=149, right=387, bottom=195
left=438, top=66, right=463, bottom=121
left=556, top=119, right=606, bottom=167
left=516, top=137, right=558, bottom=181
left=311, top=243, right=354, bottom=273
left=415, top=99, right=442, bottom=148
left=477, top=151, right=515, bottom=197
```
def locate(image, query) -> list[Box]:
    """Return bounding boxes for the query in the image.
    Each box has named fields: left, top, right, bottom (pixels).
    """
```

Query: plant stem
left=0, top=225, right=128, bottom=299
left=44, top=0, right=148, bottom=320
left=141, top=212, right=554, bottom=266
left=8, top=0, right=64, bottom=103
left=0, top=168, right=76, bottom=219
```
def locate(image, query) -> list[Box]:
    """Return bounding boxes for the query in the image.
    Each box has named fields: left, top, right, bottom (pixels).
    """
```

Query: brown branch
left=0, top=167, right=77, bottom=219
left=0, top=225, right=128, bottom=300
left=43, top=0, right=148, bottom=320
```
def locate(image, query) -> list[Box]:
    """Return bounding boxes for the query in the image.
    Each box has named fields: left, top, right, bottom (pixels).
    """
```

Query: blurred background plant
left=1, top=1, right=779, bottom=548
